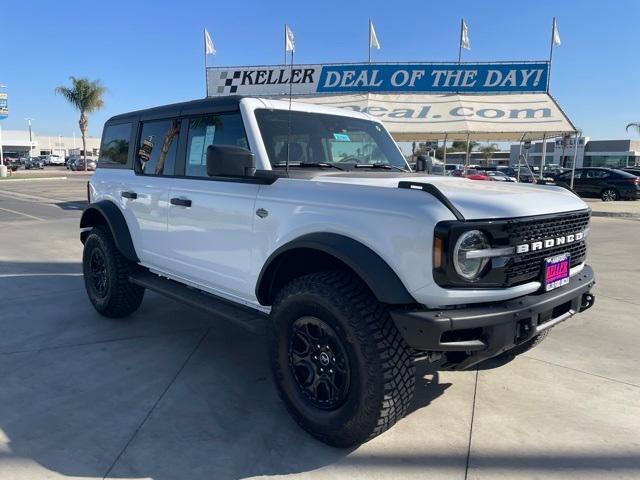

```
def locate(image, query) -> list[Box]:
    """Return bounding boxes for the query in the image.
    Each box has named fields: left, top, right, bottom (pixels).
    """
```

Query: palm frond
left=626, top=123, right=640, bottom=134
left=55, top=76, right=106, bottom=114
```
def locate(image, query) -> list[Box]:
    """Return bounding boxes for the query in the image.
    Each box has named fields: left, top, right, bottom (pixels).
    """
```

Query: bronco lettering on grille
left=516, top=231, right=584, bottom=254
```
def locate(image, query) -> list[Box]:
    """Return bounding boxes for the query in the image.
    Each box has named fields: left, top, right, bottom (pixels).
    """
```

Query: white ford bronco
left=81, top=96, right=595, bottom=447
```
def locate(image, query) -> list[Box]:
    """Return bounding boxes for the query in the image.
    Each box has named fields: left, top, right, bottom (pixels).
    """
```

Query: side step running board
left=130, top=271, right=268, bottom=334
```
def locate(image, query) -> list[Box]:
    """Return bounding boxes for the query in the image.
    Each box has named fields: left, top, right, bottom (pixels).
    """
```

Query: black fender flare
left=80, top=200, right=139, bottom=263
left=256, top=232, right=415, bottom=306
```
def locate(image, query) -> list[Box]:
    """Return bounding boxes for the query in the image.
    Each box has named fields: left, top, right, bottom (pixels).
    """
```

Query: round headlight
left=453, top=230, right=490, bottom=281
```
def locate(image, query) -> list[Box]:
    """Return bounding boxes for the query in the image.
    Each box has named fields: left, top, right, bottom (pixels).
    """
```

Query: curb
left=591, top=211, right=640, bottom=220
left=0, top=176, right=69, bottom=182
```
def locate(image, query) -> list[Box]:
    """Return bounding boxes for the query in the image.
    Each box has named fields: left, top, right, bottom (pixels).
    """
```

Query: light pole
left=25, top=118, right=35, bottom=158
left=0, top=84, right=6, bottom=165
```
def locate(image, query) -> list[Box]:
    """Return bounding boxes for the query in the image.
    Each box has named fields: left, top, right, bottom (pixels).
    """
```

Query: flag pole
left=570, top=131, right=579, bottom=190
left=547, top=17, right=556, bottom=93
left=203, top=28, right=208, bottom=97
left=458, top=19, right=463, bottom=63
left=286, top=46, right=294, bottom=175
left=284, top=24, right=287, bottom=65
left=442, top=133, right=448, bottom=176
left=368, top=19, right=371, bottom=63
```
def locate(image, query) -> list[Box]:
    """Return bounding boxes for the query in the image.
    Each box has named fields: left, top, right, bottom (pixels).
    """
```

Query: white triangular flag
left=285, top=24, right=295, bottom=52
left=204, top=28, right=215, bottom=55
left=460, top=19, right=470, bottom=50
left=369, top=20, right=381, bottom=49
left=552, top=19, right=561, bottom=47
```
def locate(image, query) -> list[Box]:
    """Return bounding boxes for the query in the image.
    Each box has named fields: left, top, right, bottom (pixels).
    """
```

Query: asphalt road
left=0, top=178, right=638, bottom=480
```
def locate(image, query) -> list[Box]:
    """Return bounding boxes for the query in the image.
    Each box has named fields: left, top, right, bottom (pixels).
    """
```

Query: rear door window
left=137, top=119, right=181, bottom=176
left=99, top=123, right=132, bottom=167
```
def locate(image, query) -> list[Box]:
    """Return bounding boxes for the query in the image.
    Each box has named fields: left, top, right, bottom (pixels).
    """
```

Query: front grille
left=504, top=211, right=590, bottom=286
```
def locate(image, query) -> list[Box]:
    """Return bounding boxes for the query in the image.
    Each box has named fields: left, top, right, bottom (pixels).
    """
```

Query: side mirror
left=415, top=155, right=428, bottom=172
left=206, top=145, right=256, bottom=177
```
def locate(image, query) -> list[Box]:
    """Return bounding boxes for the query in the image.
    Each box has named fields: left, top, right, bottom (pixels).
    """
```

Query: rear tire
left=82, top=226, right=144, bottom=318
left=601, top=188, right=618, bottom=202
left=269, top=270, right=415, bottom=447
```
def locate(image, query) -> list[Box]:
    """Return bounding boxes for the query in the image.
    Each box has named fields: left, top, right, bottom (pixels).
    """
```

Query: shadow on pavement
left=0, top=261, right=454, bottom=479
left=55, top=201, right=87, bottom=211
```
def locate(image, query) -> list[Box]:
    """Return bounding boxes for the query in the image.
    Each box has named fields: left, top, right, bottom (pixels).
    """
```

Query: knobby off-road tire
left=82, top=226, right=145, bottom=318
left=269, top=270, right=415, bottom=447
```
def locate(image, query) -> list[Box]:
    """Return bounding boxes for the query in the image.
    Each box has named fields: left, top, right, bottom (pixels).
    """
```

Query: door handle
left=121, top=191, right=137, bottom=199
left=170, top=197, right=192, bottom=207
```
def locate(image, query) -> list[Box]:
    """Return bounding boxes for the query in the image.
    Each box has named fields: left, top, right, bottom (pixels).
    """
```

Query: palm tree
left=451, top=140, right=479, bottom=153
left=55, top=77, right=106, bottom=171
left=626, top=123, right=640, bottom=135
left=479, top=143, right=498, bottom=165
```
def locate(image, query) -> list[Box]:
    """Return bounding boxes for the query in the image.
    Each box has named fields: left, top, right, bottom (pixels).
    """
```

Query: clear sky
left=1, top=0, right=638, bottom=141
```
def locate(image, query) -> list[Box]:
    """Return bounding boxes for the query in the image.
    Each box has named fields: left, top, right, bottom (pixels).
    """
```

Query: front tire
left=601, top=188, right=618, bottom=201
left=498, top=330, right=550, bottom=359
left=82, top=226, right=144, bottom=318
left=269, top=270, right=415, bottom=447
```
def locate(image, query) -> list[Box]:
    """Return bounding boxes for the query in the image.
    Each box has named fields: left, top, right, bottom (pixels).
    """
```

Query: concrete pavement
left=584, top=198, right=640, bottom=219
left=0, top=178, right=638, bottom=479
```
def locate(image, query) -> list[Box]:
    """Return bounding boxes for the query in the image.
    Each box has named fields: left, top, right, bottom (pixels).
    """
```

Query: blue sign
left=0, top=92, right=7, bottom=119
left=316, top=62, right=549, bottom=94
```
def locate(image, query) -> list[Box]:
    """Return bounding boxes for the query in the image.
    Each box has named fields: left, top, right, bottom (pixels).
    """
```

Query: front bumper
left=391, top=265, right=595, bottom=370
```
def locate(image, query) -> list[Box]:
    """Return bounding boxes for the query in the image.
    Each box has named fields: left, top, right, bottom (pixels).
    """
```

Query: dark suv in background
left=554, top=167, right=640, bottom=201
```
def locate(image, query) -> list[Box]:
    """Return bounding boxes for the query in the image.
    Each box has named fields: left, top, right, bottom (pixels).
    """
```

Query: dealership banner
left=206, top=61, right=549, bottom=97
left=294, top=93, right=576, bottom=141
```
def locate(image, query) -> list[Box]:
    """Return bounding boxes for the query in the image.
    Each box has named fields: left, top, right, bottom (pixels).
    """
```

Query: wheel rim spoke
left=89, top=250, right=108, bottom=296
left=288, top=316, right=351, bottom=410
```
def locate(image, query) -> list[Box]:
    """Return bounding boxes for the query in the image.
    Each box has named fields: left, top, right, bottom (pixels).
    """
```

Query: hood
left=313, top=173, right=588, bottom=220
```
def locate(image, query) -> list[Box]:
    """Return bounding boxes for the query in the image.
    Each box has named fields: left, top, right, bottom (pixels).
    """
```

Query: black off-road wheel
left=82, top=226, right=145, bottom=318
left=269, top=270, right=415, bottom=447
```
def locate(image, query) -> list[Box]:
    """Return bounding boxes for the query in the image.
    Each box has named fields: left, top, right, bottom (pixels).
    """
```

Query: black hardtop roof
left=106, top=96, right=246, bottom=124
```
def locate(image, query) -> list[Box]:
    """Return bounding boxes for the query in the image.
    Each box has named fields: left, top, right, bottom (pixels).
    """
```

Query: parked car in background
left=451, top=168, right=490, bottom=180
left=2, top=157, right=21, bottom=171
left=486, top=170, right=516, bottom=182
left=554, top=167, right=640, bottom=201
left=70, top=157, right=97, bottom=171
left=517, top=170, right=539, bottom=183
left=621, top=167, right=640, bottom=177
left=25, top=157, right=45, bottom=170
left=47, top=154, right=65, bottom=165
left=544, top=167, right=571, bottom=180
left=496, top=166, right=518, bottom=178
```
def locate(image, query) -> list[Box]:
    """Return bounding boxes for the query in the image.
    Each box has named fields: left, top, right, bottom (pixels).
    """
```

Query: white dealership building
left=509, top=137, right=640, bottom=169
left=0, top=129, right=101, bottom=159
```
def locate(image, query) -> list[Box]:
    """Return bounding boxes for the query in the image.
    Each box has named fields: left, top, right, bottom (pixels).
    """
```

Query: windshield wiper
left=273, top=162, right=346, bottom=171
left=354, top=163, right=409, bottom=172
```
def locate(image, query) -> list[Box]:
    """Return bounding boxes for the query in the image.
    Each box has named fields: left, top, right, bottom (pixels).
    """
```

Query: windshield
left=254, top=109, right=408, bottom=171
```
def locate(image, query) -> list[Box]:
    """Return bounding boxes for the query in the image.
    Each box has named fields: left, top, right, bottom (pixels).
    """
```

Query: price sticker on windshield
left=333, top=133, right=351, bottom=142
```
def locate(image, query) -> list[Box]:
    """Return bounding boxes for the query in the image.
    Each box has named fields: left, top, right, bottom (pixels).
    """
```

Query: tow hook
left=580, top=293, right=595, bottom=312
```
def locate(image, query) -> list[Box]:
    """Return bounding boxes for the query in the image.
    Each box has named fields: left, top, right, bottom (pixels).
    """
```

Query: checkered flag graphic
left=216, top=71, right=241, bottom=94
